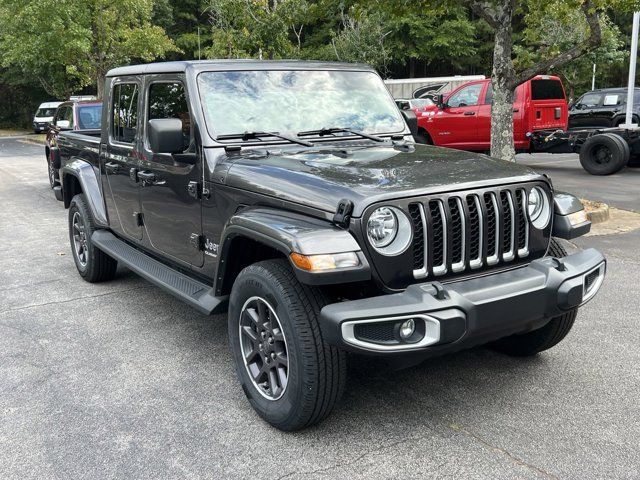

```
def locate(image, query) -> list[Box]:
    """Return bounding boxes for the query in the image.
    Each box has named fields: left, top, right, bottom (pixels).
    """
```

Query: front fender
left=220, top=208, right=371, bottom=285
left=60, top=159, right=108, bottom=227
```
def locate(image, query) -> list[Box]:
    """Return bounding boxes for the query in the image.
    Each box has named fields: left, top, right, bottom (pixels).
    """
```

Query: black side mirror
left=401, top=109, right=418, bottom=137
left=435, top=94, right=445, bottom=109
left=148, top=118, right=184, bottom=154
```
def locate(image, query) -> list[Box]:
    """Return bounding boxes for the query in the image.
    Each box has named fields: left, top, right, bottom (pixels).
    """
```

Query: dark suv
left=52, top=60, right=605, bottom=431
left=569, top=87, right=640, bottom=129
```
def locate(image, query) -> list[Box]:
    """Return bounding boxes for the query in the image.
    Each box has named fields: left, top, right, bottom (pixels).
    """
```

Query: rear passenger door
left=138, top=76, right=204, bottom=267
left=103, top=79, right=143, bottom=240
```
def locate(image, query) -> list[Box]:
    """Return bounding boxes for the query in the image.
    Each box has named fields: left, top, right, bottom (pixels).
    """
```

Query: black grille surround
left=360, top=182, right=552, bottom=291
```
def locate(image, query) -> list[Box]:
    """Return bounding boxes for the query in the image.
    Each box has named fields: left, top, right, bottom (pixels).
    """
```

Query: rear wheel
left=228, top=259, right=346, bottom=431
left=68, top=194, right=118, bottom=282
left=579, top=133, right=628, bottom=175
left=491, top=238, right=578, bottom=356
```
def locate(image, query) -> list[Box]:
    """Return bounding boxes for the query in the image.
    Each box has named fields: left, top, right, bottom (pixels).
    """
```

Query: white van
left=33, top=101, right=62, bottom=133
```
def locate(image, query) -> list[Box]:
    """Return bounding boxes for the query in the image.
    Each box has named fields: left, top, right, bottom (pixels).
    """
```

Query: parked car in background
left=568, top=88, right=640, bottom=129
left=32, top=101, right=62, bottom=133
left=396, top=97, right=434, bottom=113
left=415, top=75, right=568, bottom=152
left=45, top=100, right=102, bottom=188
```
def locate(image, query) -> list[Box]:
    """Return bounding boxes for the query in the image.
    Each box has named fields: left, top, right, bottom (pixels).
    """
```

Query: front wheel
left=491, top=238, right=578, bottom=356
left=228, top=259, right=346, bottom=431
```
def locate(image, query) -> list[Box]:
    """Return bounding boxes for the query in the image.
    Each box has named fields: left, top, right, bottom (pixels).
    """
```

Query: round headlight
left=528, top=187, right=551, bottom=229
left=366, top=206, right=412, bottom=255
left=367, top=207, right=398, bottom=248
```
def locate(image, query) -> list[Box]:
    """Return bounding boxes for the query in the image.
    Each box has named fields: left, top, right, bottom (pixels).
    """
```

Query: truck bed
left=58, top=129, right=102, bottom=168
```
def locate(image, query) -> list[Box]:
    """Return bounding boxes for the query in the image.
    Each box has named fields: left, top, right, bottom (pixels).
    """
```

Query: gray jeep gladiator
left=51, top=60, right=606, bottom=431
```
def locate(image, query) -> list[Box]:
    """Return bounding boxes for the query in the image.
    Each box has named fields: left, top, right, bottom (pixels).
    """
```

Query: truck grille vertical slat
left=467, top=195, right=483, bottom=269
left=500, top=191, right=515, bottom=261
left=409, top=186, right=535, bottom=280
left=449, top=197, right=465, bottom=272
left=484, top=192, right=499, bottom=265
left=429, top=200, right=447, bottom=276
left=515, top=189, right=529, bottom=257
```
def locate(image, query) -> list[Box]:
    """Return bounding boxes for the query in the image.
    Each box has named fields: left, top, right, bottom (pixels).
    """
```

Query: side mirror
left=435, top=94, right=446, bottom=109
left=401, top=109, right=418, bottom=137
left=56, top=119, right=71, bottom=130
left=148, top=118, right=184, bottom=154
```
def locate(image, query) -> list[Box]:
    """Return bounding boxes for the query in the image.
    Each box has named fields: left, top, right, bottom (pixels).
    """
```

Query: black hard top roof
left=107, top=60, right=375, bottom=77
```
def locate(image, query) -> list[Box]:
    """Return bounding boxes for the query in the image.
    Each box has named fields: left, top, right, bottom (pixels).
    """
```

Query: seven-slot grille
left=409, top=187, right=530, bottom=279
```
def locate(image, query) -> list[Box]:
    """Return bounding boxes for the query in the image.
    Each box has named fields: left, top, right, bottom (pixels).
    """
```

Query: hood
left=223, top=144, right=543, bottom=216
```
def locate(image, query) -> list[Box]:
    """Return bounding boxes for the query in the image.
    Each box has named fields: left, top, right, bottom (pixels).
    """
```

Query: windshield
left=77, top=104, right=102, bottom=129
left=197, top=70, right=404, bottom=139
left=35, top=108, right=57, bottom=117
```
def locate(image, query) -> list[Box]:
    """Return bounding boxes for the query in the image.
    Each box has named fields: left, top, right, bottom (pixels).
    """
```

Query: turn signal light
left=568, top=209, right=589, bottom=226
left=290, top=252, right=360, bottom=271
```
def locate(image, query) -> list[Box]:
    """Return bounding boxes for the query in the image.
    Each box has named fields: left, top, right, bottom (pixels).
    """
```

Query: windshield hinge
left=187, top=181, right=210, bottom=199
left=333, top=199, right=354, bottom=228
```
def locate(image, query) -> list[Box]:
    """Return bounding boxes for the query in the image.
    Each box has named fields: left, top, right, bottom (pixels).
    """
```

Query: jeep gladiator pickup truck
left=53, top=60, right=606, bottom=431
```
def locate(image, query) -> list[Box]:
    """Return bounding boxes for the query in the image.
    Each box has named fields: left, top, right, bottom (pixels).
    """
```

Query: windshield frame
left=195, top=68, right=407, bottom=145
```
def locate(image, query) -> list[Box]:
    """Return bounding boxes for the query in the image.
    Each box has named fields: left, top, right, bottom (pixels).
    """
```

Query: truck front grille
left=410, top=187, right=530, bottom=279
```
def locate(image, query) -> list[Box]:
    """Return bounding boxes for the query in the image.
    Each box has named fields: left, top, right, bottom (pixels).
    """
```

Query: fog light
left=399, top=319, right=415, bottom=340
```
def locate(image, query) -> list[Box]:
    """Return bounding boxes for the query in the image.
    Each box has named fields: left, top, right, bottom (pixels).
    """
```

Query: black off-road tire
left=68, top=194, right=117, bottom=283
left=228, top=259, right=346, bottom=431
left=579, top=133, right=628, bottom=175
left=47, top=154, right=58, bottom=189
left=491, top=238, right=577, bottom=357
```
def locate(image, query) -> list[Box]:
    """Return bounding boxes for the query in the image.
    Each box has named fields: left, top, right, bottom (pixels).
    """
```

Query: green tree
left=463, top=0, right=640, bottom=161
left=0, top=0, right=178, bottom=99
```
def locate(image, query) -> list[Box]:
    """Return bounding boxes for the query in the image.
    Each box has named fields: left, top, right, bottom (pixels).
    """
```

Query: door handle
left=105, top=162, right=119, bottom=174
left=464, top=111, right=476, bottom=116
left=137, top=170, right=165, bottom=186
left=512, top=108, right=519, bottom=113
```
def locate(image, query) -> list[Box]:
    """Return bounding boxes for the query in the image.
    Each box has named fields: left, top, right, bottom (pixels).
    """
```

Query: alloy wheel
left=239, top=296, right=289, bottom=400
left=71, top=211, right=88, bottom=267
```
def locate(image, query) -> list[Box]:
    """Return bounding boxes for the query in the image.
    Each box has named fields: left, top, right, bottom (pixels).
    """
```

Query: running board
left=91, top=230, right=226, bottom=315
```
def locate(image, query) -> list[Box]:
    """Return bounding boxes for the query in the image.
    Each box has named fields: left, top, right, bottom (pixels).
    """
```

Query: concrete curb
left=581, top=199, right=610, bottom=225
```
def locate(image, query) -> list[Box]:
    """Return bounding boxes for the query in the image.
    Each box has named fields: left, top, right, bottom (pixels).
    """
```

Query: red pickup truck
left=415, top=75, right=568, bottom=152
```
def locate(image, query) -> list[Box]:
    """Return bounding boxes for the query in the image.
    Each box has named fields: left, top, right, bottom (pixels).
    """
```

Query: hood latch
left=333, top=199, right=354, bottom=228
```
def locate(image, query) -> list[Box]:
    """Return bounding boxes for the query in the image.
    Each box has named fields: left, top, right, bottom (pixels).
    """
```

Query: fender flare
left=217, top=207, right=370, bottom=288
left=552, top=191, right=590, bottom=239
left=60, top=159, right=108, bottom=227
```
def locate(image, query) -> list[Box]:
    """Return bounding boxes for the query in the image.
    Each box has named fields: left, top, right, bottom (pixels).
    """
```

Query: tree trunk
left=96, top=69, right=106, bottom=100
left=489, top=1, right=517, bottom=161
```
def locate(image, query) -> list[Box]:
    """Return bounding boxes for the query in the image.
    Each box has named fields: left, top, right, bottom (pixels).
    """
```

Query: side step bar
left=92, top=230, right=226, bottom=315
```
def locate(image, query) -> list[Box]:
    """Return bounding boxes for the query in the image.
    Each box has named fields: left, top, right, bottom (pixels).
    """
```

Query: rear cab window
left=111, top=82, right=139, bottom=144
left=531, top=80, right=565, bottom=100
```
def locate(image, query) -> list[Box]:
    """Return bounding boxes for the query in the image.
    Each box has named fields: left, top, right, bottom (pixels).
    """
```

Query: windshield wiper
left=216, top=131, right=313, bottom=147
left=297, top=127, right=386, bottom=143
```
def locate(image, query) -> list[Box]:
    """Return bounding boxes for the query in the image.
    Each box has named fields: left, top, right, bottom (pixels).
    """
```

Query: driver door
left=138, top=76, right=204, bottom=267
left=434, top=83, right=482, bottom=147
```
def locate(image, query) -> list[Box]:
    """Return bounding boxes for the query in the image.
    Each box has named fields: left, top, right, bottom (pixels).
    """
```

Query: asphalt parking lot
left=1, top=136, right=639, bottom=479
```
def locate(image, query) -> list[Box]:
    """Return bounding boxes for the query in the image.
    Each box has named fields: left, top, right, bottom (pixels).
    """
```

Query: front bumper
left=320, top=248, right=605, bottom=359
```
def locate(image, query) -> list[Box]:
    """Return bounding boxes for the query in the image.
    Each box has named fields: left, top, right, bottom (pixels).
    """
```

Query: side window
left=602, top=94, right=622, bottom=106
left=484, top=85, right=518, bottom=105
left=577, top=93, right=602, bottom=108
left=447, top=84, right=482, bottom=107
left=64, top=106, right=74, bottom=129
left=147, top=82, right=192, bottom=152
left=112, top=83, right=139, bottom=144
